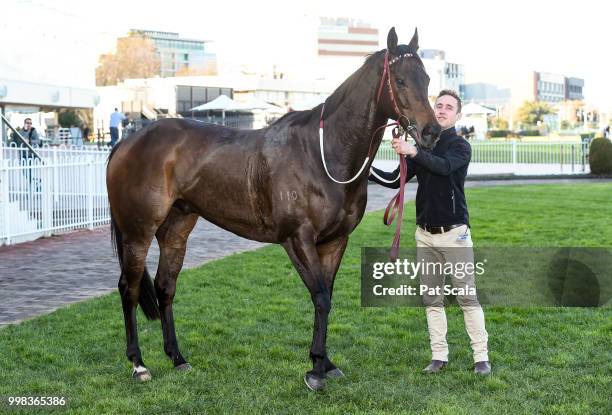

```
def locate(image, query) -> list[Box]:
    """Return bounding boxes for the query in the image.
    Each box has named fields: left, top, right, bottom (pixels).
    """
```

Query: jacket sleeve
left=30, top=129, right=41, bottom=146
left=411, top=139, right=471, bottom=176
left=368, top=158, right=417, bottom=189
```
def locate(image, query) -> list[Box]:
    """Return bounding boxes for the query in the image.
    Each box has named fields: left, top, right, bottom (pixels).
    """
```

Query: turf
left=0, top=183, right=610, bottom=414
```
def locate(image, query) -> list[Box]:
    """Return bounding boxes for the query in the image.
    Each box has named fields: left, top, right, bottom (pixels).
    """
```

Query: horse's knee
left=154, top=278, right=177, bottom=307
left=313, top=291, right=331, bottom=314
left=118, top=274, right=127, bottom=293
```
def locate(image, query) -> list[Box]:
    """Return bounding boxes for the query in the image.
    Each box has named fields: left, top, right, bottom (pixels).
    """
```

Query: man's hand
left=391, top=138, right=418, bottom=158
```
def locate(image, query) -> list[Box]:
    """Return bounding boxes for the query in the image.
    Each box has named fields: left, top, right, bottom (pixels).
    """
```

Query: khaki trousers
left=415, top=225, right=489, bottom=363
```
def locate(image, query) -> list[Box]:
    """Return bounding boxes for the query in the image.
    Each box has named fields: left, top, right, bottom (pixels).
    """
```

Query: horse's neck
left=322, top=85, right=387, bottom=179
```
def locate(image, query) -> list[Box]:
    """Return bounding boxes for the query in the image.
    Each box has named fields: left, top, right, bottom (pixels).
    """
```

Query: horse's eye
left=396, top=78, right=405, bottom=86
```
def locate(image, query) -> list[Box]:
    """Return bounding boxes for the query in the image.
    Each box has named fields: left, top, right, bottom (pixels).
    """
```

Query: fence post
left=512, top=141, right=517, bottom=174
left=42, top=160, right=53, bottom=236
left=2, top=159, right=10, bottom=245
left=53, top=147, right=59, bottom=204
left=87, top=156, right=94, bottom=230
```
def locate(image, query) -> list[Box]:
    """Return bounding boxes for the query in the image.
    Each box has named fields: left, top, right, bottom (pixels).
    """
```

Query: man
left=109, top=108, right=125, bottom=147
left=12, top=118, right=41, bottom=186
left=369, top=90, right=491, bottom=375
left=15, top=118, right=41, bottom=147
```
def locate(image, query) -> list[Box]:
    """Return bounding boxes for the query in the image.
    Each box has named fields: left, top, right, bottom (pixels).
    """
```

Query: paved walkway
left=0, top=178, right=608, bottom=326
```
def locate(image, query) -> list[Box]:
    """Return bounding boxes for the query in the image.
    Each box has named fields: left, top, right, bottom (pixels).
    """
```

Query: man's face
left=24, top=120, right=32, bottom=130
left=434, top=95, right=462, bottom=130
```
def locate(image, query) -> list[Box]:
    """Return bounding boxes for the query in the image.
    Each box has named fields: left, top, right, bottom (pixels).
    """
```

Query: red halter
left=378, top=51, right=417, bottom=261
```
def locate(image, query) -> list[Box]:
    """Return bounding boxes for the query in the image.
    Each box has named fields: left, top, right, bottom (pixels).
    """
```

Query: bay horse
left=107, top=27, right=440, bottom=390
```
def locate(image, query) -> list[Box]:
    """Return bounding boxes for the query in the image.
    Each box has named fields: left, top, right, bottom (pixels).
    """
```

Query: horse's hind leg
left=118, top=235, right=155, bottom=381
left=154, top=207, right=198, bottom=370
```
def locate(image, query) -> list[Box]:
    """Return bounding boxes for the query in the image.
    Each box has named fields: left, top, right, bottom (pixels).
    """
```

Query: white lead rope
left=368, top=166, right=401, bottom=184
left=319, top=127, right=370, bottom=184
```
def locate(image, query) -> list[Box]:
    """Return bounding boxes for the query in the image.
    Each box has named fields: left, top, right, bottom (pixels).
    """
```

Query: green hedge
left=518, top=130, right=540, bottom=136
left=487, top=129, right=513, bottom=138
left=589, top=137, right=612, bottom=174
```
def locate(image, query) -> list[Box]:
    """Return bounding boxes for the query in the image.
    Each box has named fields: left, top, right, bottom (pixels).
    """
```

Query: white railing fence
left=0, top=145, right=111, bottom=245
left=374, top=140, right=591, bottom=175
left=0, top=140, right=595, bottom=246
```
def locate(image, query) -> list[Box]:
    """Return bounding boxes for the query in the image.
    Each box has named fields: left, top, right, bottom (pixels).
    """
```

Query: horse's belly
left=183, top=188, right=278, bottom=243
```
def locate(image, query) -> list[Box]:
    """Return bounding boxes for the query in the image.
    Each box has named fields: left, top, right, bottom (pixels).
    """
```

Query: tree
left=58, top=110, right=81, bottom=128
left=517, top=100, right=555, bottom=126
left=488, top=116, right=509, bottom=130
left=175, top=61, right=218, bottom=77
left=95, top=36, right=160, bottom=86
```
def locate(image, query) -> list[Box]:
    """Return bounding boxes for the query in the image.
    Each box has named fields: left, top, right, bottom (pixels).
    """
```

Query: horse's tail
left=108, top=141, right=160, bottom=320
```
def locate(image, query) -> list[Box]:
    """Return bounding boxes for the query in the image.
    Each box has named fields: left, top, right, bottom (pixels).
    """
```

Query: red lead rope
left=379, top=51, right=411, bottom=261
left=382, top=127, right=408, bottom=261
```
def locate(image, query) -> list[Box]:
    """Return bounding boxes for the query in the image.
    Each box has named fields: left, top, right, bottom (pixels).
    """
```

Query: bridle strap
left=382, top=127, right=409, bottom=261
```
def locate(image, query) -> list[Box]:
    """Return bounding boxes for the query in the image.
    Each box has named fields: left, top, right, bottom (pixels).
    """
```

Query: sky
left=2, top=0, right=611, bottom=109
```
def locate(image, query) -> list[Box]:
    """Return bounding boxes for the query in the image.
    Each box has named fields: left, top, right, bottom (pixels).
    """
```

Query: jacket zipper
left=451, top=188, right=456, bottom=215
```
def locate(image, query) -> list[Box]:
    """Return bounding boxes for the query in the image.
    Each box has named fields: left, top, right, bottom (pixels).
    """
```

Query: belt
left=419, top=224, right=464, bottom=234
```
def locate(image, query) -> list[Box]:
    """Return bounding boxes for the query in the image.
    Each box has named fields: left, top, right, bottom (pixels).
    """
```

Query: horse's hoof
left=326, top=367, right=345, bottom=379
left=304, top=373, right=326, bottom=391
left=133, top=369, right=152, bottom=382
left=175, top=363, right=192, bottom=371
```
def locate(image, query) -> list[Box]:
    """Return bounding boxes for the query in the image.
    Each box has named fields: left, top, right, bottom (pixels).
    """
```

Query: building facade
left=565, top=77, right=584, bottom=101
left=417, top=49, right=465, bottom=99
left=316, top=18, right=380, bottom=84
left=463, top=83, right=511, bottom=108
left=129, top=29, right=217, bottom=77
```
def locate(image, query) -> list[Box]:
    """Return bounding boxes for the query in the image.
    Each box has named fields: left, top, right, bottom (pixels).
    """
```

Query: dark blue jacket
left=369, top=126, right=471, bottom=227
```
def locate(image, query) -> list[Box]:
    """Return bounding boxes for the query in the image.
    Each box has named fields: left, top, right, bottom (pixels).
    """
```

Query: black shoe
left=474, top=361, right=491, bottom=375
left=422, top=360, right=448, bottom=374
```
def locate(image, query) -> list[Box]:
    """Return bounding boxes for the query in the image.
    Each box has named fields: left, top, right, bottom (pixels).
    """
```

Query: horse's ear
left=408, top=28, right=419, bottom=52
left=387, top=27, right=398, bottom=55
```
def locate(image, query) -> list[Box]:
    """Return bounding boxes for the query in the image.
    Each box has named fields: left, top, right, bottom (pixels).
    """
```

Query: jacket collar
left=440, top=126, right=456, bottom=139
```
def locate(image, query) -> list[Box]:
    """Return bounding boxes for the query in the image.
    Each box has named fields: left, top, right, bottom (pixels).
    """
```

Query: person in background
left=20, top=118, right=41, bottom=147
left=109, top=108, right=125, bottom=147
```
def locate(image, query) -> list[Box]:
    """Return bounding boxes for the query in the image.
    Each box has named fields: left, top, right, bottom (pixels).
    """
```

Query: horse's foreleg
left=316, top=236, right=349, bottom=379
left=283, top=230, right=333, bottom=391
left=154, top=208, right=198, bottom=370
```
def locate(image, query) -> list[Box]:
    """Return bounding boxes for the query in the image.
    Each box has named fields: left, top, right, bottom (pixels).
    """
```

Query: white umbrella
left=238, top=97, right=283, bottom=112
left=190, top=95, right=245, bottom=112
left=190, top=95, right=251, bottom=125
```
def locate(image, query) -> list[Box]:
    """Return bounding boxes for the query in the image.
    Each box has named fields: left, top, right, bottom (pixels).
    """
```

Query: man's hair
left=437, top=89, right=462, bottom=113
left=24, top=117, right=32, bottom=123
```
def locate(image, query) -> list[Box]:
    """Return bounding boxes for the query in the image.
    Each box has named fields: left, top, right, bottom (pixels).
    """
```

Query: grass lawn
left=0, top=183, right=610, bottom=414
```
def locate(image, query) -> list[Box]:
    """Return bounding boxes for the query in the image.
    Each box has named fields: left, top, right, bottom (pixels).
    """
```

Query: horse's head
left=380, top=27, right=441, bottom=150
